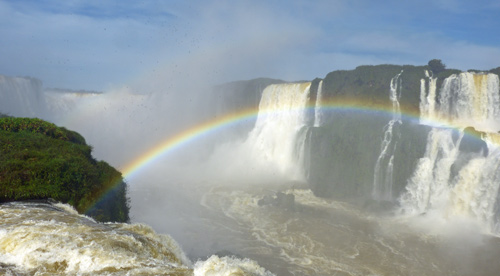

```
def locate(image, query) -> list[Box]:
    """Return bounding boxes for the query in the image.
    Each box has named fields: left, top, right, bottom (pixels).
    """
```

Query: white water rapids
left=0, top=201, right=275, bottom=276
left=3, top=70, right=500, bottom=275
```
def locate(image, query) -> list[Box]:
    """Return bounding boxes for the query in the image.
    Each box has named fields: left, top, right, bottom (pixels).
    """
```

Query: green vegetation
left=427, top=59, right=446, bottom=74
left=490, top=67, right=500, bottom=76
left=0, top=117, right=129, bottom=222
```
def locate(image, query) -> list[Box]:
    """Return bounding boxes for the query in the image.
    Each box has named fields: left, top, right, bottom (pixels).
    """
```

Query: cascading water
left=400, top=71, right=500, bottom=234
left=440, top=73, right=500, bottom=130
left=313, top=80, right=324, bottom=127
left=420, top=72, right=500, bottom=132
left=419, top=70, right=437, bottom=123
left=246, top=82, right=312, bottom=181
left=0, top=75, right=47, bottom=118
left=4, top=67, right=500, bottom=275
left=399, top=128, right=464, bottom=214
left=43, top=89, right=102, bottom=118
left=449, top=149, right=500, bottom=231
left=372, top=71, right=403, bottom=201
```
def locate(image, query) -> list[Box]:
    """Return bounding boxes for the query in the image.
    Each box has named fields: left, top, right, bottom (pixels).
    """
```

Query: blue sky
left=1, top=0, right=500, bottom=91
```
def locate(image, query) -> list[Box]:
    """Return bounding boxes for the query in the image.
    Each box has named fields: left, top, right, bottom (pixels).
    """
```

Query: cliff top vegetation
left=0, top=116, right=129, bottom=222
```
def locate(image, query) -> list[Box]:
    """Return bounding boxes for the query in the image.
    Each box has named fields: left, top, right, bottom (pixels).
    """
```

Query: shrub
left=0, top=117, right=129, bottom=222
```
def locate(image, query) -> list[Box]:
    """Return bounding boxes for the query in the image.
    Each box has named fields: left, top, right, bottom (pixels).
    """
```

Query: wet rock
left=258, top=192, right=298, bottom=211
left=460, top=127, right=488, bottom=156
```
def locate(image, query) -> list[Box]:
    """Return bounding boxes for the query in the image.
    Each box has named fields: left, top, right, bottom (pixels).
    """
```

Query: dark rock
left=306, top=113, right=430, bottom=201
left=449, top=127, right=489, bottom=181
left=258, top=195, right=275, bottom=206
left=258, top=192, right=298, bottom=211
left=460, top=127, right=488, bottom=156
left=275, top=192, right=296, bottom=211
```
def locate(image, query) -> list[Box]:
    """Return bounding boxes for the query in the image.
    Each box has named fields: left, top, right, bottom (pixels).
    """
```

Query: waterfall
left=448, top=150, right=500, bottom=231
left=44, top=90, right=102, bottom=114
left=399, top=128, right=500, bottom=233
left=420, top=72, right=500, bottom=132
left=0, top=75, right=47, bottom=118
left=246, top=82, right=312, bottom=181
left=314, top=80, right=323, bottom=127
left=372, top=71, right=403, bottom=201
left=419, top=70, right=437, bottom=124
left=401, top=70, right=500, bottom=233
left=399, top=128, right=464, bottom=214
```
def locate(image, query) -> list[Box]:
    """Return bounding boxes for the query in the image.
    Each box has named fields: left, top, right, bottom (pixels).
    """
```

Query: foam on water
left=0, top=202, right=191, bottom=275
left=200, top=186, right=500, bottom=276
left=194, top=255, right=275, bottom=276
left=0, top=201, right=273, bottom=275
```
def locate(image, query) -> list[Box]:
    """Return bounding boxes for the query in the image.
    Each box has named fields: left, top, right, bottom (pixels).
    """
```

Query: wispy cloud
left=0, top=0, right=499, bottom=90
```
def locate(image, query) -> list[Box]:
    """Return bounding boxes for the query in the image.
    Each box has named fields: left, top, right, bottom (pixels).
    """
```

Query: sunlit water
left=200, top=187, right=500, bottom=276
left=0, top=201, right=274, bottom=275
left=4, top=186, right=500, bottom=275
left=123, top=170, right=500, bottom=276
left=3, top=71, right=500, bottom=275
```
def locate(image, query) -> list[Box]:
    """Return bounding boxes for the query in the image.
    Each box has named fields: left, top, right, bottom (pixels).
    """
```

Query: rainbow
left=84, top=98, right=496, bottom=214
left=120, top=107, right=259, bottom=179
left=119, top=100, right=422, bottom=179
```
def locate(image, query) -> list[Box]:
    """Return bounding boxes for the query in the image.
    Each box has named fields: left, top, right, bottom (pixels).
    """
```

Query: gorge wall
left=215, top=64, right=500, bottom=233
left=2, top=63, right=500, bottom=232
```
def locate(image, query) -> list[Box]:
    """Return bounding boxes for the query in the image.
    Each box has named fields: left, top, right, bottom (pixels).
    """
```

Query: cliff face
left=308, top=65, right=500, bottom=202
left=306, top=65, right=432, bottom=201
left=215, top=64, right=500, bottom=208
left=320, top=65, right=437, bottom=115
left=306, top=116, right=430, bottom=200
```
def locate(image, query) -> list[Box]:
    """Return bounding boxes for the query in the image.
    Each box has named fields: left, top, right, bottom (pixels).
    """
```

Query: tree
left=428, top=59, right=446, bottom=74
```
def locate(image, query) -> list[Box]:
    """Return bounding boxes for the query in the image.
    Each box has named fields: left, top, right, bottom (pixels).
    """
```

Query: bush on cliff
left=427, top=59, right=446, bottom=74
left=0, top=117, right=129, bottom=222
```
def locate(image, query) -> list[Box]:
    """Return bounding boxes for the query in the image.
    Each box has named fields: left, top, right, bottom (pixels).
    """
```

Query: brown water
left=0, top=201, right=274, bottom=275
left=195, top=187, right=500, bottom=276
left=4, top=185, right=500, bottom=275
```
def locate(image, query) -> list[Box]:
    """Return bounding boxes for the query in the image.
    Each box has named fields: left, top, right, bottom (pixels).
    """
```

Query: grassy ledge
left=0, top=116, right=129, bottom=222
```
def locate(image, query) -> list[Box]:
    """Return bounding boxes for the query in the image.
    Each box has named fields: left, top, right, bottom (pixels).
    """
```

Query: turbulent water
left=3, top=70, right=500, bottom=275
left=200, top=187, right=500, bottom=276
left=0, top=201, right=191, bottom=275
left=0, top=201, right=275, bottom=276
